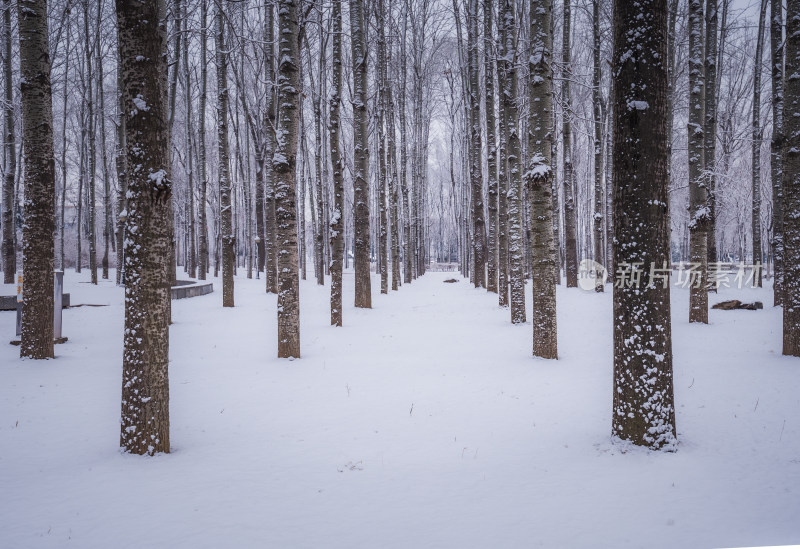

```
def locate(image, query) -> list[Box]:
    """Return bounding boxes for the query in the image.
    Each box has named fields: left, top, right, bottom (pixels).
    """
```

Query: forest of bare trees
left=1, top=0, right=799, bottom=457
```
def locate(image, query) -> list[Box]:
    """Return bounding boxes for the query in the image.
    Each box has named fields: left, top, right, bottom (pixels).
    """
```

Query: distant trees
left=611, top=0, right=676, bottom=449
left=117, top=0, right=171, bottom=454
left=18, top=0, right=56, bottom=359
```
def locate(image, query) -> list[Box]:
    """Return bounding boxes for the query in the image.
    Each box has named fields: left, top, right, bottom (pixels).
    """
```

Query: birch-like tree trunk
left=18, top=0, right=55, bottom=358
left=350, top=0, right=371, bottom=308
left=752, top=0, right=767, bottom=288
left=117, top=0, right=171, bottom=454
left=592, top=0, right=604, bottom=292
left=330, top=0, right=345, bottom=325
left=216, top=1, right=234, bottom=307
left=783, top=0, right=800, bottom=355
left=1, top=0, right=15, bottom=284
left=502, top=0, right=525, bottom=324
left=771, top=0, right=785, bottom=305
left=526, top=0, right=558, bottom=359
left=561, top=0, right=578, bottom=288
left=612, top=0, right=676, bottom=450
left=688, top=0, right=708, bottom=323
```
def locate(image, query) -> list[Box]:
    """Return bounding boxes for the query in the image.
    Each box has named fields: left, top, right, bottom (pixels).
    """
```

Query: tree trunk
left=612, top=0, right=676, bottom=450
left=502, top=0, right=525, bottom=324
left=771, top=0, right=785, bottom=305
left=83, top=0, right=97, bottom=284
left=526, top=0, right=558, bottom=359
left=117, top=0, right=171, bottom=454
left=468, top=0, right=485, bottom=288
left=497, top=21, right=509, bottom=307
left=198, top=0, right=209, bottom=281
left=350, top=0, right=371, bottom=308
left=216, top=1, right=234, bottom=307
left=783, top=0, right=800, bottom=355
left=688, top=0, right=708, bottom=323
left=273, top=0, right=301, bottom=357
left=485, top=0, right=498, bottom=293
left=94, top=1, right=112, bottom=282
left=705, top=0, right=719, bottom=282
left=592, top=0, right=604, bottom=292
left=1, top=0, right=15, bottom=283
left=18, top=0, right=55, bottom=358
left=376, top=0, right=388, bottom=294
left=264, top=1, right=278, bottom=293
left=330, top=0, right=345, bottom=325
left=752, top=0, right=767, bottom=288
left=561, top=0, right=577, bottom=288
left=183, top=0, right=196, bottom=279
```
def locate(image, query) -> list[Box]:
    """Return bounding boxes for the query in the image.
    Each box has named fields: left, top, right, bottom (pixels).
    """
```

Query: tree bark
left=216, top=1, right=234, bottom=307
left=502, top=0, right=525, bottom=324
left=2, top=0, right=15, bottom=283
left=688, top=0, right=709, bottom=323
left=198, top=0, right=209, bottom=281
left=526, top=0, right=558, bottom=358
left=117, top=0, right=171, bottom=454
left=783, top=0, right=800, bottom=355
left=752, top=0, right=767, bottom=288
left=705, top=0, right=719, bottom=281
left=612, top=0, right=676, bottom=449
left=771, top=0, right=784, bottom=305
left=561, top=0, right=578, bottom=288
left=274, top=0, right=301, bottom=357
left=350, top=0, right=371, bottom=308
left=485, top=0, right=497, bottom=293
left=592, top=0, right=604, bottom=292
left=467, top=0, right=485, bottom=288
left=330, top=0, right=344, bottom=325
left=84, top=0, right=97, bottom=284
left=18, top=0, right=55, bottom=358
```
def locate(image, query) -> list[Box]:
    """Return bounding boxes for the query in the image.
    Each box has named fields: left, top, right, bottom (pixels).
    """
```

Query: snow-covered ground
left=0, top=268, right=798, bottom=548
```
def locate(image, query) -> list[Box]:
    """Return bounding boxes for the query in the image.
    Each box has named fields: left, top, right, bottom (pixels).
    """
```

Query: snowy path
left=1, top=269, right=798, bottom=548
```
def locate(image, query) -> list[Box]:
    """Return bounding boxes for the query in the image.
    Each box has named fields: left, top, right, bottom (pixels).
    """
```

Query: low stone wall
left=1, top=294, right=70, bottom=311
left=171, top=282, right=213, bottom=300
